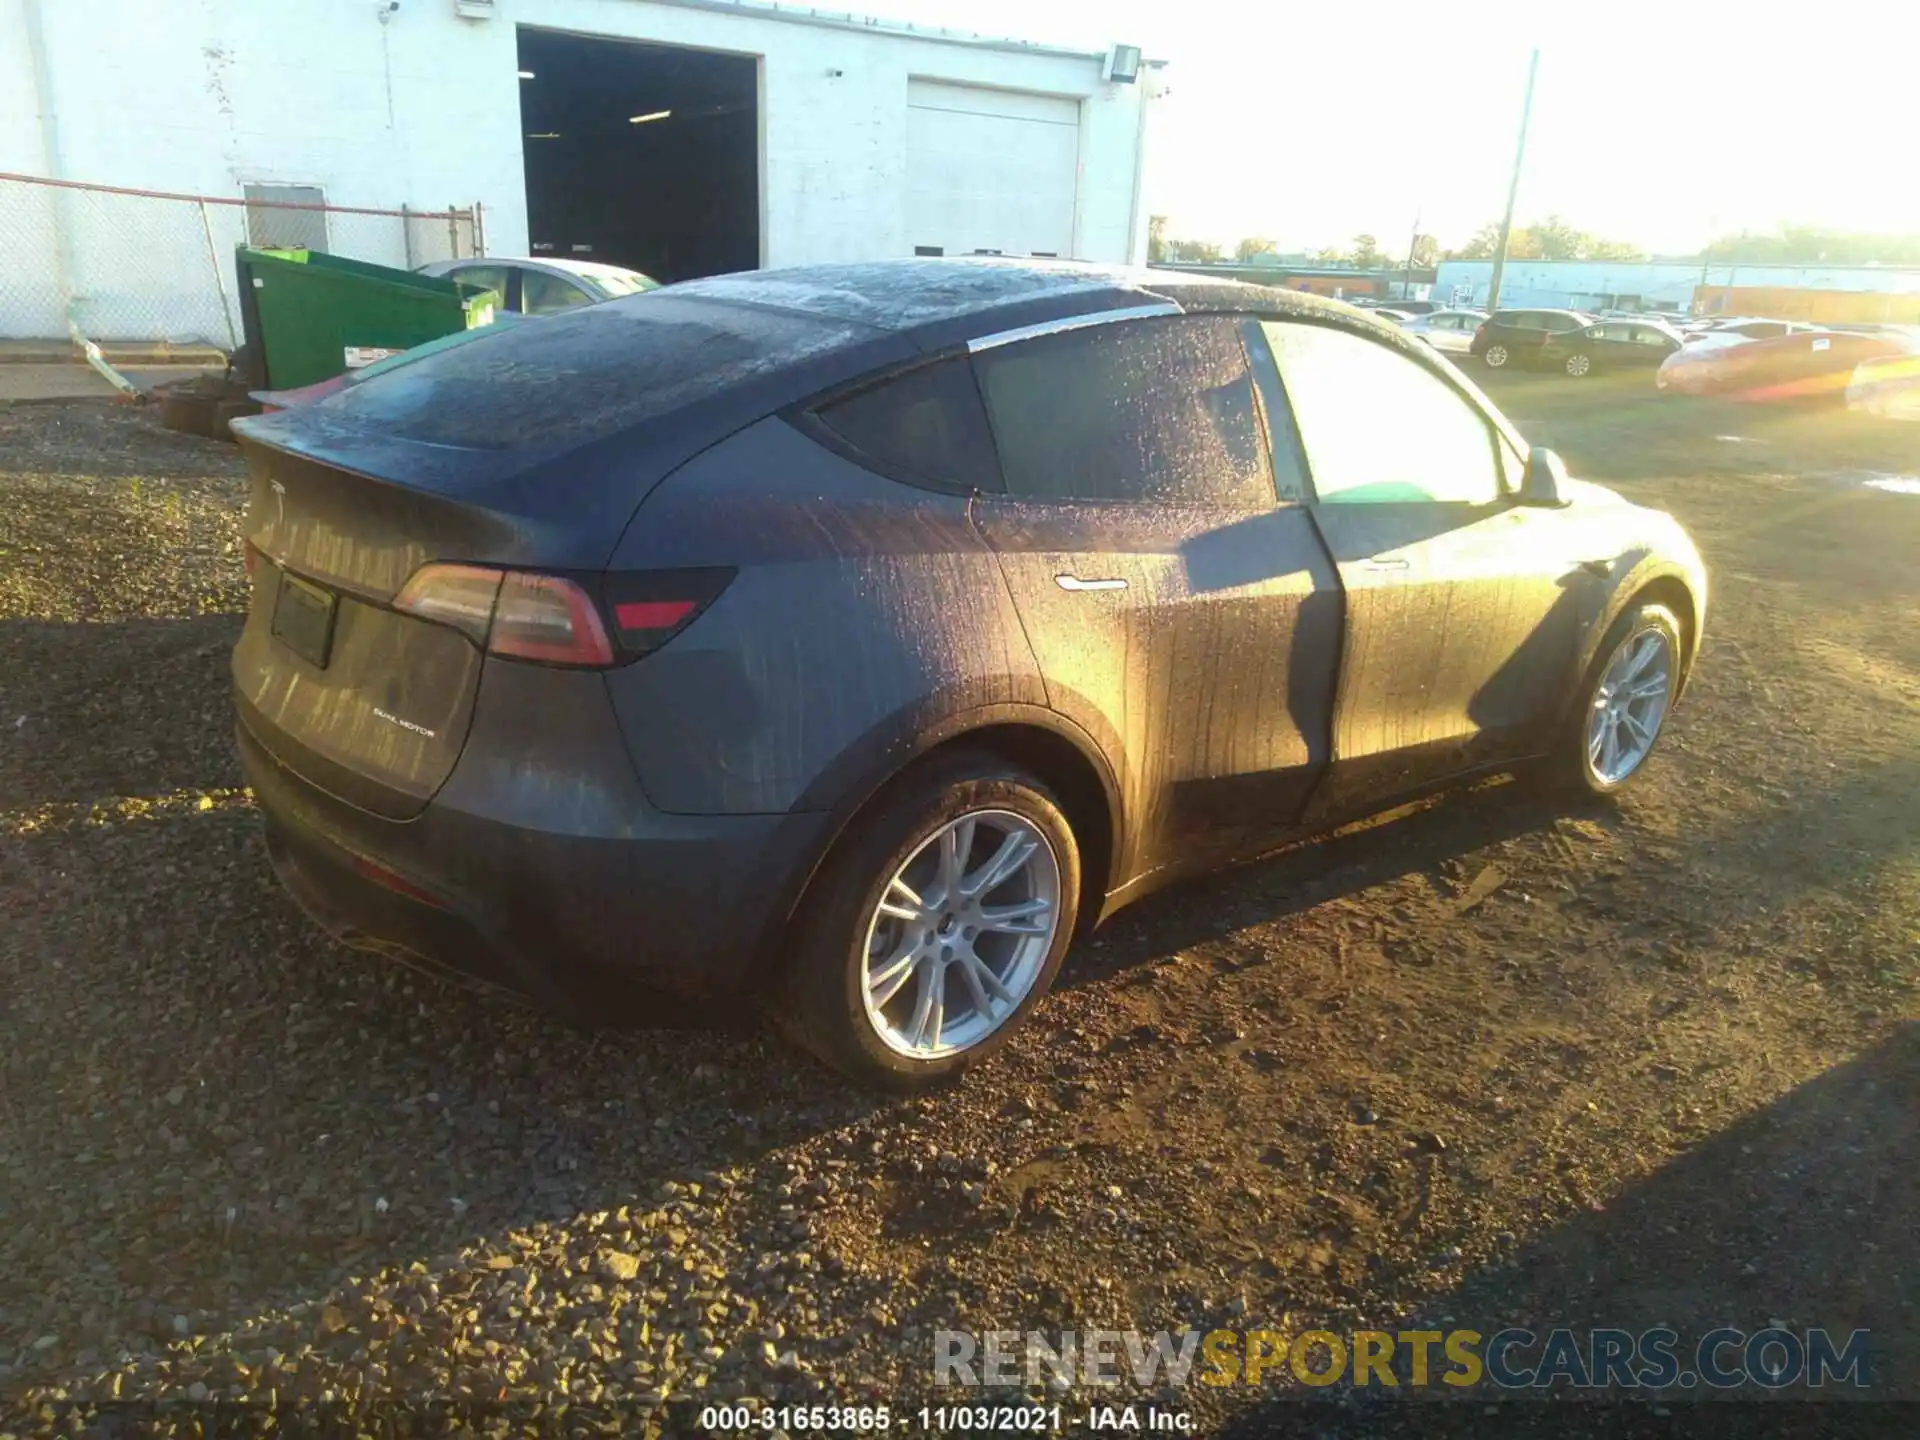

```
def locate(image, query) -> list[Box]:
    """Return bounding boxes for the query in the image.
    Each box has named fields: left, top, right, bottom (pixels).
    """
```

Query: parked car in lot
left=1681, top=317, right=1817, bottom=351
left=1846, top=351, right=1920, bottom=420
left=1469, top=308, right=1595, bottom=368
left=1659, top=326, right=1912, bottom=400
left=1350, top=298, right=1438, bottom=315
left=417, top=257, right=659, bottom=315
left=230, top=260, right=1708, bottom=1091
left=1369, top=308, right=1417, bottom=326
left=1541, top=318, right=1684, bottom=377
left=1398, top=308, right=1489, bottom=355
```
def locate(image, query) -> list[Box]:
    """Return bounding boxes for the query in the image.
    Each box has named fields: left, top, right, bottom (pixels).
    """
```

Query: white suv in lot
left=1397, top=309, right=1489, bottom=355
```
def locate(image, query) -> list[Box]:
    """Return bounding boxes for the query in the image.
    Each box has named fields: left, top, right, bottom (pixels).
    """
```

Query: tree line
left=1151, top=216, right=1920, bottom=269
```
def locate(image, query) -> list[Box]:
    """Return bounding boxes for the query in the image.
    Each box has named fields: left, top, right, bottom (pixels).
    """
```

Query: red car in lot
left=1656, top=328, right=1914, bottom=401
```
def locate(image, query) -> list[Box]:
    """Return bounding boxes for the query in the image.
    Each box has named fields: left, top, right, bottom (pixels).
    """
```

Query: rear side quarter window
left=806, top=356, right=1003, bottom=493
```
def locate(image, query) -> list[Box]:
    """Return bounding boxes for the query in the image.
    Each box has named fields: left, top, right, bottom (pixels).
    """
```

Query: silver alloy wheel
left=1586, top=627, right=1674, bottom=786
left=861, top=809, right=1062, bottom=1059
left=1566, top=352, right=1592, bottom=377
left=1485, top=343, right=1509, bottom=368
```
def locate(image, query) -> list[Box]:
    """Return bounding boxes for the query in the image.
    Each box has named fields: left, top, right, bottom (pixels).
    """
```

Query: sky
left=849, top=0, right=1920, bottom=256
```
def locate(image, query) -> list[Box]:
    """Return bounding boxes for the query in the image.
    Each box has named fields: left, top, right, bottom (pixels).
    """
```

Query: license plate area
left=272, top=573, right=338, bottom=669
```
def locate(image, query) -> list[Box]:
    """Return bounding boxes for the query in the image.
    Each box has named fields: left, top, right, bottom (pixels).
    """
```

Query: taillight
left=394, top=563, right=504, bottom=646
left=489, top=572, right=615, bottom=666
left=393, top=563, right=732, bottom=667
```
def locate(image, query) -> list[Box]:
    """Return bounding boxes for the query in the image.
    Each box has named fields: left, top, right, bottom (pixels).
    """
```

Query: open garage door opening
left=517, top=28, right=759, bottom=282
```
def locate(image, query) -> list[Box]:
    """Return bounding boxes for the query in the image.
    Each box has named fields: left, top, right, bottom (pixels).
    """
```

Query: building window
left=244, top=184, right=328, bottom=253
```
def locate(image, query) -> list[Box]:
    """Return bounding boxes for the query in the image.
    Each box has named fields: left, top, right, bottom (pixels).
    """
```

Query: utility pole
left=1403, top=215, right=1420, bottom=301
left=1485, top=47, right=1539, bottom=315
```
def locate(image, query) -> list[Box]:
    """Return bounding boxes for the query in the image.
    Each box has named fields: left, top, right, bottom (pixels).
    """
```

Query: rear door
left=1587, top=323, right=1634, bottom=365
left=1624, top=324, right=1676, bottom=366
left=968, top=314, right=1342, bottom=883
left=1254, top=320, right=1584, bottom=820
left=1428, top=314, right=1468, bottom=353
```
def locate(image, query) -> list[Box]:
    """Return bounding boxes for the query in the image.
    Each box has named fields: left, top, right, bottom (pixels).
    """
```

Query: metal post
left=198, top=200, right=238, bottom=350
left=23, top=0, right=78, bottom=338
left=402, top=203, right=415, bottom=268
left=1403, top=215, right=1420, bottom=302
left=473, top=201, right=486, bottom=258
left=447, top=208, right=458, bottom=261
left=1485, top=48, right=1539, bottom=317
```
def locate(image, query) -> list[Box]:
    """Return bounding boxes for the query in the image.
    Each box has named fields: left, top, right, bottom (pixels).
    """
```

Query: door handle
left=1361, top=556, right=1411, bottom=572
left=1055, top=574, right=1128, bottom=592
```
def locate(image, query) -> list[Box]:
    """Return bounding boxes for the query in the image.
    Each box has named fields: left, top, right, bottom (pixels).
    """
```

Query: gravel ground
left=0, top=385, right=1914, bottom=1437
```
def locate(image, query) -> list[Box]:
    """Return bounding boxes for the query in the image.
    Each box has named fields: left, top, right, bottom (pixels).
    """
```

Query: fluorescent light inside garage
left=629, top=110, right=671, bottom=124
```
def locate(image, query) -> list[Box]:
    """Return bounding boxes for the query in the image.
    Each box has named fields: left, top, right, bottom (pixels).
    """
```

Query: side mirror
left=1519, top=446, right=1571, bottom=507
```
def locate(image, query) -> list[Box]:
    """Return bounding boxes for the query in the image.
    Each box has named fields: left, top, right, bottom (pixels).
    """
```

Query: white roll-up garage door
left=905, top=80, right=1080, bottom=260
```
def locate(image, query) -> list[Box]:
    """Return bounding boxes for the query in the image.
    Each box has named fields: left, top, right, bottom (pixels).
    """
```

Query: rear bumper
left=236, top=686, right=832, bottom=1019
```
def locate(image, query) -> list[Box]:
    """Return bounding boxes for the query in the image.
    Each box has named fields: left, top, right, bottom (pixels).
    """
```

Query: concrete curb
left=0, top=342, right=228, bottom=367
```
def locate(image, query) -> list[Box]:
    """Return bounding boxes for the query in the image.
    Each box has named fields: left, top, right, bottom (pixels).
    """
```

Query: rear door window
left=810, top=356, right=1003, bottom=493
left=522, top=270, right=595, bottom=316
left=973, top=316, right=1276, bottom=507
left=1259, top=321, right=1501, bottom=507
left=449, top=264, right=511, bottom=308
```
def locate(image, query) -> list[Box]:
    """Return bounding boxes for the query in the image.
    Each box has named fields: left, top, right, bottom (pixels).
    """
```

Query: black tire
left=1549, top=601, right=1684, bottom=797
left=774, top=751, right=1081, bottom=1093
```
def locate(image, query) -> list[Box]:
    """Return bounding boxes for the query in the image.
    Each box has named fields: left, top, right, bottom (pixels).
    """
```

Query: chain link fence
left=0, top=172, right=483, bottom=354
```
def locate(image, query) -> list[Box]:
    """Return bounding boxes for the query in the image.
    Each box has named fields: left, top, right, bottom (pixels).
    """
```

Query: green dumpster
left=234, top=247, right=498, bottom=391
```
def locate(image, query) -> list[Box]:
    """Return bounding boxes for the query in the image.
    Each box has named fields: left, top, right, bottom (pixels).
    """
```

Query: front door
left=1253, top=319, right=1582, bottom=823
left=967, top=314, right=1343, bottom=885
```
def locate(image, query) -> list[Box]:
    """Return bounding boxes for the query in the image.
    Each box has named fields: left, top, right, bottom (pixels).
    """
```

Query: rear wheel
left=1483, top=343, right=1510, bottom=369
left=776, top=752, right=1080, bottom=1092
left=1565, top=352, right=1593, bottom=378
left=1550, top=601, right=1683, bottom=796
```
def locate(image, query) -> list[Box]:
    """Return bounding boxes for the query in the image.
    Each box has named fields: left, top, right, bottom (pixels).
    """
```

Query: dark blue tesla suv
left=230, top=260, right=1707, bottom=1091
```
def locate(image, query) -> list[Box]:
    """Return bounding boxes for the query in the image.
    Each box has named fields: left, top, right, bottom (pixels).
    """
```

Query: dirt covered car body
left=228, top=259, right=1709, bottom=1089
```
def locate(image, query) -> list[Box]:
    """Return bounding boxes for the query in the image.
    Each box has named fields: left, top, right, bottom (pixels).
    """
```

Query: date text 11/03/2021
left=697, top=1405, right=1194, bottom=1433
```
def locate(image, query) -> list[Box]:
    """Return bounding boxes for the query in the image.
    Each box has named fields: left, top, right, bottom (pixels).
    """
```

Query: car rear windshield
left=312, top=294, right=871, bottom=452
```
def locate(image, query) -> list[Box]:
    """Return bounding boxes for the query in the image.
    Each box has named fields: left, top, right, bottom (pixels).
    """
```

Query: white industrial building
left=1434, top=259, right=1920, bottom=314
left=0, top=0, right=1160, bottom=342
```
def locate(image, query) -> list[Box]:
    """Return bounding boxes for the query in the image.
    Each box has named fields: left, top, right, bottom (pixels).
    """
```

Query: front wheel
left=1483, top=343, right=1510, bottom=368
left=1564, top=352, right=1593, bottom=378
left=1551, top=601, right=1683, bottom=796
left=775, top=752, right=1080, bottom=1092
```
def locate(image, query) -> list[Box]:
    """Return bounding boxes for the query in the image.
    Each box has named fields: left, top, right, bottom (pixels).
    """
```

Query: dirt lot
left=1, top=373, right=1915, bottom=1436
